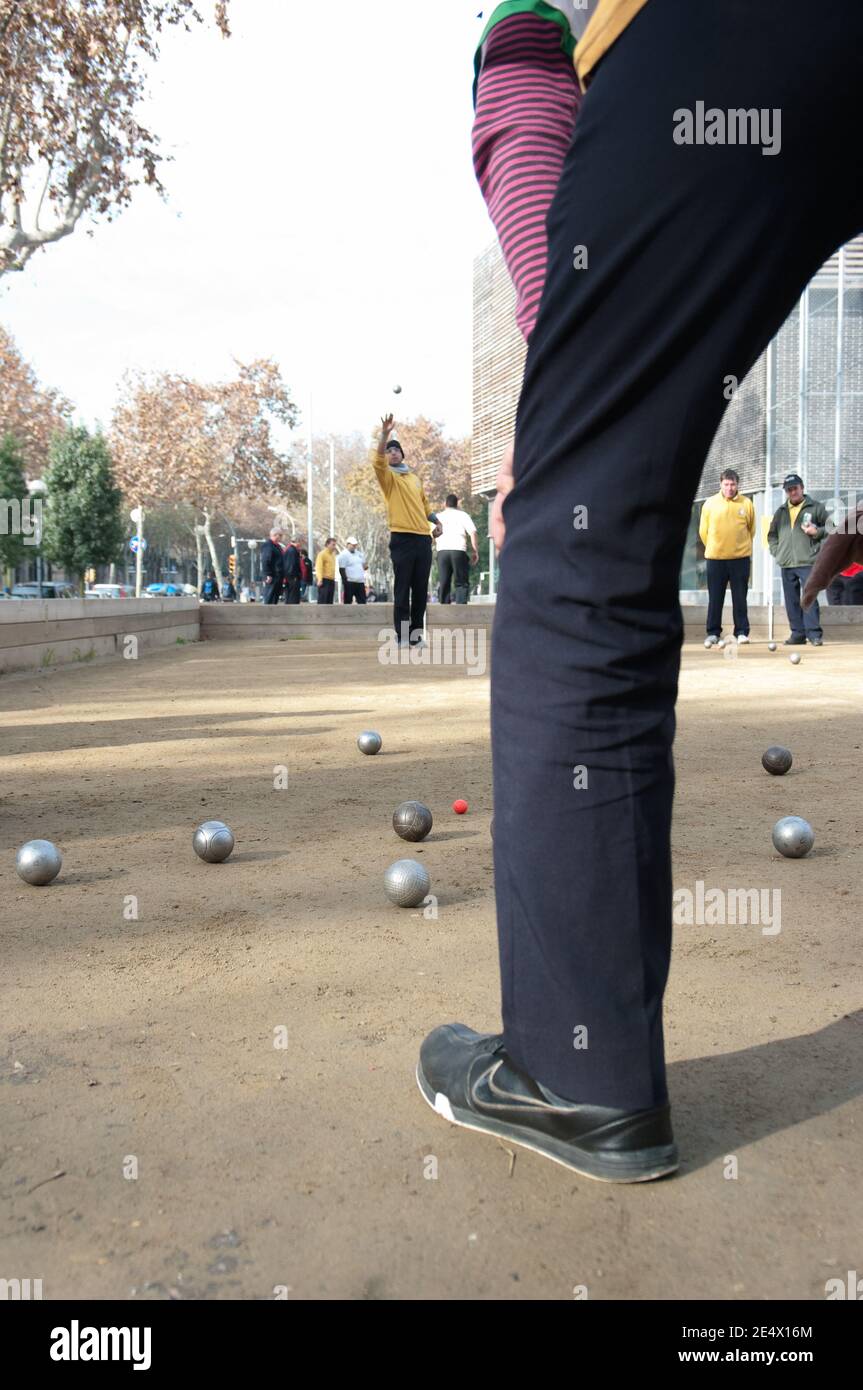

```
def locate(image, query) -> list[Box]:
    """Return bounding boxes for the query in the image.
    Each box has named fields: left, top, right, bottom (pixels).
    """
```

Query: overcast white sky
left=0, top=0, right=497, bottom=442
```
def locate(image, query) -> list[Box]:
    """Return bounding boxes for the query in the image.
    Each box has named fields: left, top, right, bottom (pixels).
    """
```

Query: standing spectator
left=768, top=475, right=829, bottom=646
left=315, top=537, right=337, bottom=604
left=826, top=561, right=863, bottom=605
left=260, top=528, right=284, bottom=606
left=371, top=417, right=441, bottom=645
left=298, top=549, right=313, bottom=600
left=221, top=576, right=238, bottom=602
left=338, top=537, right=368, bottom=605
left=281, top=538, right=302, bottom=605
left=200, top=569, right=220, bottom=602
left=436, top=493, right=479, bottom=604
left=698, top=469, right=755, bottom=646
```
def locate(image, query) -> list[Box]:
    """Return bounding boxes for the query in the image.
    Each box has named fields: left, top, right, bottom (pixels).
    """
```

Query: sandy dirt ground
left=1, top=632, right=861, bottom=1301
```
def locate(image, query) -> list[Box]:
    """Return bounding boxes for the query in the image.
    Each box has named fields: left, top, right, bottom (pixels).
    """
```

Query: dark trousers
left=317, top=578, right=335, bottom=604
left=781, top=566, right=822, bottom=639
left=263, top=579, right=281, bottom=605
left=343, top=580, right=367, bottom=605
left=827, top=574, right=863, bottom=605
left=390, top=532, right=432, bottom=642
left=492, top=0, right=862, bottom=1110
left=282, top=578, right=301, bottom=605
left=439, top=549, right=470, bottom=604
left=705, top=557, right=750, bottom=637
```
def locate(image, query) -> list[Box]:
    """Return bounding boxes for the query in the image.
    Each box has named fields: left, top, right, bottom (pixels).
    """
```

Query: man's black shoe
left=808, top=637, right=823, bottom=646
left=783, top=635, right=806, bottom=645
left=417, top=1024, right=679, bottom=1183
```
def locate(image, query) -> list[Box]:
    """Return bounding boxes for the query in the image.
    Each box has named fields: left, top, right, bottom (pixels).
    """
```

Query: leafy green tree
left=42, top=427, right=125, bottom=590
left=0, top=432, right=31, bottom=584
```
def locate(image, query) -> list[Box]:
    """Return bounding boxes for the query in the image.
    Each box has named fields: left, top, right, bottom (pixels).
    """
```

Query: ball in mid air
left=193, top=820, right=235, bottom=863
left=16, top=839, right=62, bottom=886
left=393, top=801, right=433, bottom=842
left=762, top=745, right=793, bottom=776
left=771, top=815, right=814, bottom=858
left=384, top=858, right=431, bottom=907
left=357, top=731, right=382, bottom=756
left=393, top=385, right=402, bottom=394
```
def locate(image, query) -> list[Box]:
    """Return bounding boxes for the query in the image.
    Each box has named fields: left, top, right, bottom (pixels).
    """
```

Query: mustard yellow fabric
left=371, top=449, right=435, bottom=535
left=314, top=547, right=335, bottom=583
left=788, top=501, right=804, bottom=529
left=699, top=492, right=756, bottom=560
left=575, top=0, right=649, bottom=86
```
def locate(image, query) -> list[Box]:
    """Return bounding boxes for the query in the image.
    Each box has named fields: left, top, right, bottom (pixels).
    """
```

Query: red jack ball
left=453, top=799, right=468, bottom=815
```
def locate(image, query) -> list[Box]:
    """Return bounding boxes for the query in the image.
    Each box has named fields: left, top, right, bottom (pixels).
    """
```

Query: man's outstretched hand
left=379, top=414, right=395, bottom=448
left=491, top=440, right=514, bottom=551
left=802, top=503, right=863, bottom=608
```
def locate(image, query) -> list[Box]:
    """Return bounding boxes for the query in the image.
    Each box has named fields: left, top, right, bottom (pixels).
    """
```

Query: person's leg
left=355, top=582, right=367, bottom=605
left=409, top=536, right=433, bottom=641
left=845, top=574, right=863, bottom=605
left=704, top=559, right=725, bottom=639
left=484, top=0, right=861, bottom=1111
left=797, top=567, right=822, bottom=639
left=390, top=535, right=412, bottom=642
left=285, top=578, right=301, bottom=605
left=826, top=577, right=846, bottom=605
left=263, top=579, right=280, bottom=605
left=453, top=551, right=471, bottom=605
left=782, top=567, right=806, bottom=639
left=438, top=551, right=454, bottom=604
left=729, top=558, right=751, bottom=637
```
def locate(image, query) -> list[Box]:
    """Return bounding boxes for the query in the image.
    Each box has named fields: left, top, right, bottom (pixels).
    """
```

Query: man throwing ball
left=371, top=415, right=441, bottom=646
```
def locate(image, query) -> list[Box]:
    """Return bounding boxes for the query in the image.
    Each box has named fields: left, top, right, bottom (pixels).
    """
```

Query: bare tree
left=0, top=1, right=230, bottom=277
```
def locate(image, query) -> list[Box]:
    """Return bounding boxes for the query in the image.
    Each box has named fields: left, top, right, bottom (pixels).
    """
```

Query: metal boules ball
left=193, top=820, right=235, bottom=863
left=393, top=801, right=433, bottom=842
left=762, top=745, right=793, bottom=776
left=16, top=839, right=62, bottom=886
left=789, top=652, right=802, bottom=665
left=772, top=815, right=814, bottom=859
left=358, top=731, right=382, bottom=755
left=768, top=642, right=777, bottom=651
left=384, top=858, right=431, bottom=908
left=393, top=384, right=402, bottom=394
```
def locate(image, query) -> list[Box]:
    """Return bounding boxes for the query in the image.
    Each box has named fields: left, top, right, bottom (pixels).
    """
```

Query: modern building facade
left=472, top=234, right=863, bottom=600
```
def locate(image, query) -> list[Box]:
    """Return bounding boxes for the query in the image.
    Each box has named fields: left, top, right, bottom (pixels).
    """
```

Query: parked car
left=144, top=582, right=184, bottom=597
left=85, top=583, right=129, bottom=599
left=11, top=582, right=78, bottom=599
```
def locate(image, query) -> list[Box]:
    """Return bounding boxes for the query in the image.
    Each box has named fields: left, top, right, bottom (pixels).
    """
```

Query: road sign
left=129, top=535, right=148, bottom=553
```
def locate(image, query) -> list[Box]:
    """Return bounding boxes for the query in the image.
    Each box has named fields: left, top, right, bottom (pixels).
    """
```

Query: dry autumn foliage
left=0, top=0, right=230, bottom=276
left=110, top=358, right=303, bottom=591
left=345, top=416, right=474, bottom=515
left=0, top=321, right=71, bottom=472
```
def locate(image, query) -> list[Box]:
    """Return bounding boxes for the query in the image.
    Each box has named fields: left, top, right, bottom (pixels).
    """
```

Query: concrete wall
left=0, top=597, right=200, bottom=676
left=200, top=603, right=496, bottom=642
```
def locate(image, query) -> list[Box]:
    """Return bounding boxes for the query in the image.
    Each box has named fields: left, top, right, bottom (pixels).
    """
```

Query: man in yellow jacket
left=314, top=537, right=337, bottom=605
left=372, top=414, right=441, bottom=645
left=698, top=469, right=756, bottom=648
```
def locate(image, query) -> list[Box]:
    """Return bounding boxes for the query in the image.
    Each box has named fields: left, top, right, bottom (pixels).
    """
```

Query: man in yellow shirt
left=698, top=469, right=756, bottom=648
left=372, top=415, right=441, bottom=646
left=314, top=537, right=337, bottom=605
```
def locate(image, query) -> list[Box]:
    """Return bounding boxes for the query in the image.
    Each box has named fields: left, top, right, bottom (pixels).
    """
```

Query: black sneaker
left=417, top=1024, right=679, bottom=1184
left=783, top=635, right=806, bottom=645
left=808, top=637, right=823, bottom=646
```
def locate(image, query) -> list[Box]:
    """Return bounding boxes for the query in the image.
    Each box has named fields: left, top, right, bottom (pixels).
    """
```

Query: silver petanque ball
left=384, top=858, right=431, bottom=908
left=772, top=815, right=814, bottom=859
left=393, top=801, right=433, bottom=842
left=193, top=820, right=235, bottom=863
left=16, top=839, right=62, bottom=886
left=789, top=652, right=802, bottom=665
left=768, top=642, right=777, bottom=651
left=357, top=730, right=382, bottom=756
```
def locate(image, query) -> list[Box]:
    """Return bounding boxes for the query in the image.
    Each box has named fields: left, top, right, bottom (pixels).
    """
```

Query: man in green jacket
left=767, top=473, right=829, bottom=646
